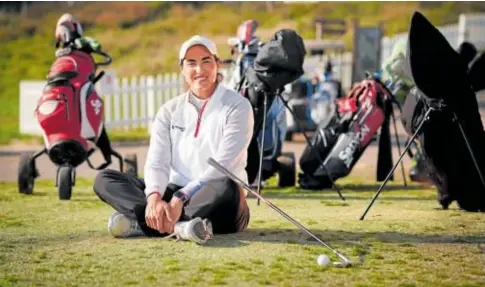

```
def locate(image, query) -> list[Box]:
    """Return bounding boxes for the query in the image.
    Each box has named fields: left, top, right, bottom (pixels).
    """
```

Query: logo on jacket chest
left=171, top=124, right=186, bottom=132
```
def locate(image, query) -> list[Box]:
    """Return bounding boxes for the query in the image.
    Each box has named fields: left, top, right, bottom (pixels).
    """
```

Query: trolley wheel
left=57, top=166, right=74, bottom=200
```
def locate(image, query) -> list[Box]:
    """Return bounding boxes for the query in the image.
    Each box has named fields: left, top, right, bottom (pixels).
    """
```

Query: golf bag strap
left=376, top=100, right=394, bottom=182
left=245, top=136, right=260, bottom=184
left=87, top=127, right=113, bottom=170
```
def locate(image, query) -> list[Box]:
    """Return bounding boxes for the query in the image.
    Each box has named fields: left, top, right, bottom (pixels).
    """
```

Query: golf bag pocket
left=36, top=82, right=87, bottom=149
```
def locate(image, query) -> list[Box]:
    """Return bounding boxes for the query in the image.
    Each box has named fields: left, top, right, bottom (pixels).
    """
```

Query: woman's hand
left=145, top=193, right=171, bottom=233
left=167, top=197, right=184, bottom=232
left=164, top=197, right=184, bottom=233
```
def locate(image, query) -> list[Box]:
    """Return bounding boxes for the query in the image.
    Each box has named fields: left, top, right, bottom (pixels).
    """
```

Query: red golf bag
left=298, top=75, right=397, bottom=189
left=36, top=50, right=106, bottom=166
left=18, top=47, right=137, bottom=200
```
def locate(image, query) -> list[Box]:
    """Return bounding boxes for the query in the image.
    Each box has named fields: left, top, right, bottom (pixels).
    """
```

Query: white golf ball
left=317, top=254, right=330, bottom=266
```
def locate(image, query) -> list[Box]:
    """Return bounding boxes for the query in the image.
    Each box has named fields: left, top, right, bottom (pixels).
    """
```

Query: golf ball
left=317, top=254, right=330, bottom=266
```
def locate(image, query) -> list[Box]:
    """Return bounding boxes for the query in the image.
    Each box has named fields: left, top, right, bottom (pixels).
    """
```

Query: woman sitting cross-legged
left=93, top=35, right=254, bottom=244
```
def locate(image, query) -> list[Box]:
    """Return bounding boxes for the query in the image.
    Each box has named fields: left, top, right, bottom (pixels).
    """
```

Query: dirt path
left=0, top=123, right=413, bottom=183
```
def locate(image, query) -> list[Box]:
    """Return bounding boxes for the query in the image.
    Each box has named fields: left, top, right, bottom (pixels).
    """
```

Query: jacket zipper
left=194, top=100, right=209, bottom=138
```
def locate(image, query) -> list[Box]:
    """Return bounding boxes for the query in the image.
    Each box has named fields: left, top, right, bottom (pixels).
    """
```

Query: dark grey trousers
left=93, top=169, right=250, bottom=236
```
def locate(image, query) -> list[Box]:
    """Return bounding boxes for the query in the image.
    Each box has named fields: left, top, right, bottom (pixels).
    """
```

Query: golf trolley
left=225, top=19, right=296, bottom=189
left=227, top=24, right=352, bottom=201
left=18, top=46, right=138, bottom=201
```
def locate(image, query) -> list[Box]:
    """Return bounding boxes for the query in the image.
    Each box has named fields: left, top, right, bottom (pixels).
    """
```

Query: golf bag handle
left=94, top=51, right=112, bottom=67
left=85, top=148, right=113, bottom=171
left=365, top=70, right=403, bottom=109
left=92, top=71, right=105, bottom=85
left=86, top=159, right=111, bottom=171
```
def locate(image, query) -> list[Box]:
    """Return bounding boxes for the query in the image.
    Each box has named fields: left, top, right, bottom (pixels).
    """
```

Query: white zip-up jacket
left=144, top=84, right=254, bottom=198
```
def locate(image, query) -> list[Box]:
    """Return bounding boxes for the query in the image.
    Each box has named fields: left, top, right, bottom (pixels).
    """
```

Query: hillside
left=1, top=1, right=485, bottom=144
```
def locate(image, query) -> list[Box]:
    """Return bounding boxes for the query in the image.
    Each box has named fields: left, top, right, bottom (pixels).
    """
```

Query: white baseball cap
left=179, top=35, right=218, bottom=64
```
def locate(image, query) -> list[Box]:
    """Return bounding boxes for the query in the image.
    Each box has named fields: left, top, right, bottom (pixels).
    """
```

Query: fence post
left=177, top=73, right=184, bottom=95
left=156, top=74, right=163, bottom=108
left=458, top=14, right=467, bottom=46
left=147, top=76, right=156, bottom=134
left=139, top=75, right=147, bottom=129
left=121, top=77, right=130, bottom=131
left=103, top=91, right=112, bottom=130
left=172, top=73, right=179, bottom=99
left=163, top=73, right=171, bottom=104
left=130, top=76, right=138, bottom=130
left=113, top=77, right=120, bottom=129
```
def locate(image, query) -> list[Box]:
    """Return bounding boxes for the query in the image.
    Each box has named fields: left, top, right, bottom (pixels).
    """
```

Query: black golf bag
left=298, top=75, right=397, bottom=190
left=241, top=29, right=306, bottom=184
left=400, top=11, right=485, bottom=211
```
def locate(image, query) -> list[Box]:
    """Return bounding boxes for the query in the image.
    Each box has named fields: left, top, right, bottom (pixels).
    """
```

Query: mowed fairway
left=0, top=177, right=484, bottom=287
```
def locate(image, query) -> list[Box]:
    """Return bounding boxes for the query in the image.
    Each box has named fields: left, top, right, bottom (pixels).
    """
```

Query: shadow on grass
left=264, top=183, right=431, bottom=192
left=15, top=192, right=49, bottom=197
left=1, top=231, right=106, bottom=250
left=6, top=227, right=483, bottom=251
left=70, top=197, right=103, bottom=203
left=339, top=183, right=432, bottom=191
left=247, top=193, right=437, bottom=202
left=203, top=228, right=485, bottom=248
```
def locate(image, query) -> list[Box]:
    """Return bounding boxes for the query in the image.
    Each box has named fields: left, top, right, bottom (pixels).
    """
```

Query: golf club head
left=333, top=259, right=352, bottom=268
left=332, top=254, right=353, bottom=268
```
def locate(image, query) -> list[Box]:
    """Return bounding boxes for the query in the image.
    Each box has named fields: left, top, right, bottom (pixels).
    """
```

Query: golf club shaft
left=207, top=157, right=350, bottom=261
left=453, top=112, right=485, bottom=190
left=256, top=95, right=269, bottom=205
left=390, top=106, right=408, bottom=187
left=360, top=107, right=431, bottom=220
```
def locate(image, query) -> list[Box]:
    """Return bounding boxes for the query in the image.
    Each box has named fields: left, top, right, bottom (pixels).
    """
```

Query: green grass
left=1, top=177, right=484, bottom=286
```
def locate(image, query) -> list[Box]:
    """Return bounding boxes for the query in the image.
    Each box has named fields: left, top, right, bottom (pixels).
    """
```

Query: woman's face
left=182, top=45, right=219, bottom=95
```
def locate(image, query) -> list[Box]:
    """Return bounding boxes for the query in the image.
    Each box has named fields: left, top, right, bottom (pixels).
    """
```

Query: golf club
left=207, top=157, right=353, bottom=267
left=256, top=93, right=269, bottom=206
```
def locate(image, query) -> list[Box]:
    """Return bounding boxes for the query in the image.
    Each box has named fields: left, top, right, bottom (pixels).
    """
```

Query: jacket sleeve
left=181, top=98, right=254, bottom=197
left=143, top=103, right=172, bottom=198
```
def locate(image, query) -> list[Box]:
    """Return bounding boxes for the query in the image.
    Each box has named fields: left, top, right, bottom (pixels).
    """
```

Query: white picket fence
left=19, top=13, right=485, bottom=136
left=103, top=73, right=184, bottom=131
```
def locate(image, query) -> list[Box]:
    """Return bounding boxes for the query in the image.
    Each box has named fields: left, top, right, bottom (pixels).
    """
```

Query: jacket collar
left=185, top=83, right=225, bottom=113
